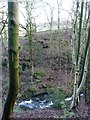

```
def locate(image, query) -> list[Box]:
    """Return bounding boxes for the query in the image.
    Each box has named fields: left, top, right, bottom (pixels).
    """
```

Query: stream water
left=19, top=99, right=53, bottom=109
left=19, top=93, right=84, bottom=110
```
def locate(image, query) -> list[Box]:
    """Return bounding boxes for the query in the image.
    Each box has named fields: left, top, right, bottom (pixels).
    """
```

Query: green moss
left=49, top=85, right=68, bottom=109
left=30, top=84, right=37, bottom=93
left=34, top=71, right=45, bottom=77
left=14, top=105, right=24, bottom=113
left=35, top=79, right=42, bottom=83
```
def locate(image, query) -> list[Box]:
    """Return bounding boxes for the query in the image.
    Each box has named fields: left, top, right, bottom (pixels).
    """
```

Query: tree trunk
left=85, top=42, right=90, bottom=104
left=28, top=21, right=34, bottom=82
left=25, top=0, right=35, bottom=82
left=2, top=1, right=19, bottom=120
left=70, top=1, right=84, bottom=109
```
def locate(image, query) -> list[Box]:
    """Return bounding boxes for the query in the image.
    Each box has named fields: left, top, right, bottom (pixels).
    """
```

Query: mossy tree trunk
left=82, top=3, right=90, bottom=103
left=70, top=1, right=84, bottom=109
left=85, top=31, right=90, bottom=103
left=85, top=50, right=90, bottom=103
left=76, top=24, right=90, bottom=99
left=25, top=0, right=34, bottom=82
left=28, top=21, right=34, bottom=82
left=70, top=1, right=90, bottom=109
left=2, top=0, right=19, bottom=120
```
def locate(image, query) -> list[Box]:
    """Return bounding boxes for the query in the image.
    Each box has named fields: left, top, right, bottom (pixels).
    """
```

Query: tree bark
left=2, top=1, right=19, bottom=120
left=85, top=45, right=90, bottom=103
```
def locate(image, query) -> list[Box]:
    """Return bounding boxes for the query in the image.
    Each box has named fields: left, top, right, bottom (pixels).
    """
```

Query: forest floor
left=2, top=30, right=90, bottom=119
